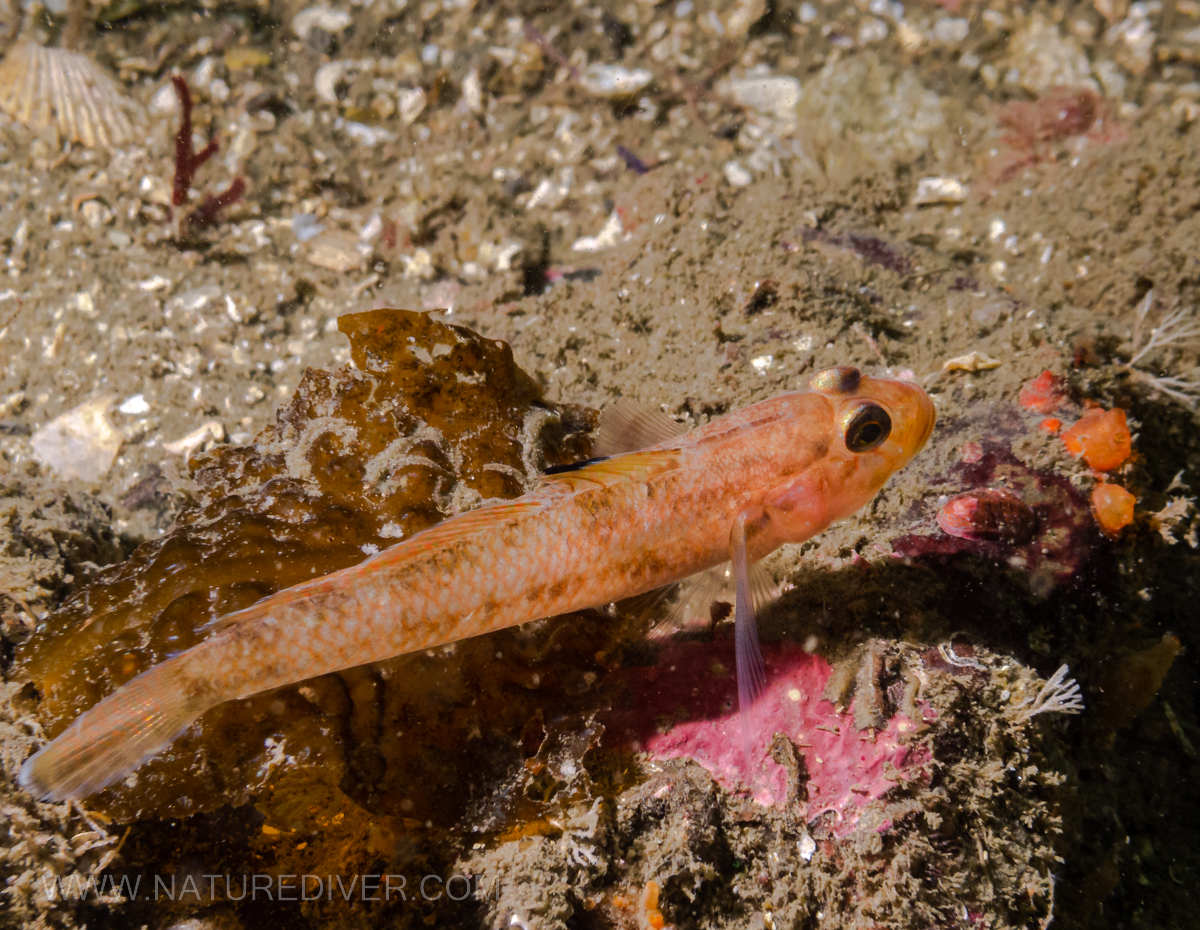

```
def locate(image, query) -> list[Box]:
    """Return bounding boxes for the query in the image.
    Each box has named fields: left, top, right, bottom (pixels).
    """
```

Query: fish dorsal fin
left=592, top=399, right=688, bottom=457
left=201, top=499, right=550, bottom=635
left=538, top=449, right=680, bottom=494
left=384, top=499, right=548, bottom=554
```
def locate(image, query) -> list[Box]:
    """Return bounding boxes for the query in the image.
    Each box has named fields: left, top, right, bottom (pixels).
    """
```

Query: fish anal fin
left=592, top=399, right=687, bottom=457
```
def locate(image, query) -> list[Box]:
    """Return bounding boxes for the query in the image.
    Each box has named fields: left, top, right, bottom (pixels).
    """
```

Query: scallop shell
left=0, top=42, right=144, bottom=148
left=937, top=488, right=1038, bottom=545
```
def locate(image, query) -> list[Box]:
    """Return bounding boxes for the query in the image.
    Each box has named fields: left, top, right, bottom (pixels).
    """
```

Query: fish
left=18, top=365, right=935, bottom=801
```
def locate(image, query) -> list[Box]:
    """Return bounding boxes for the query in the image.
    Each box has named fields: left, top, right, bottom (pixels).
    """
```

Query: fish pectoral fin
left=648, top=564, right=732, bottom=640
left=732, top=512, right=768, bottom=779
left=592, top=399, right=688, bottom=457
left=537, top=449, right=680, bottom=494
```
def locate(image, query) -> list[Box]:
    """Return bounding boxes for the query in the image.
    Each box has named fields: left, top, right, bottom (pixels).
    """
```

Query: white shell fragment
left=942, top=352, right=1002, bottom=372
left=163, top=420, right=225, bottom=457
left=913, top=177, right=967, bottom=205
left=0, top=43, right=145, bottom=149
left=724, top=160, right=752, bottom=187
left=314, top=61, right=346, bottom=104
left=398, top=87, right=427, bottom=125
left=117, top=394, right=150, bottom=415
left=308, top=230, right=369, bottom=273
left=293, top=8, right=353, bottom=41
left=727, top=75, right=802, bottom=128
left=580, top=64, right=653, bottom=98
left=571, top=212, right=626, bottom=252
left=31, top=396, right=122, bottom=483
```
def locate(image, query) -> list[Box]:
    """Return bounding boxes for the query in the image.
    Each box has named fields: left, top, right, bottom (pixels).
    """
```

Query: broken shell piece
left=0, top=43, right=145, bottom=148
left=117, top=394, right=150, bottom=415
left=163, top=420, right=225, bottom=458
left=398, top=87, right=426, bottom=125
left=580, top=64, right=653, bottom=98
left=937, top=488, right=1038, bottom=544
left=31, top=396, right=122, bottom=483
left=400, top=248, right=435, bottom=280
left=571, top=212, right=625, bottom=252
left=292, top=8, right=353, bottom=41
left=913, top=177, right=968, bottom=206
left=726, top=75, right=802, bottom=128
left=942, top=351, right=1002, bottom=372
left=308, top=230, right=368, bottom=273
left=314, top=61, right=346, bottom=104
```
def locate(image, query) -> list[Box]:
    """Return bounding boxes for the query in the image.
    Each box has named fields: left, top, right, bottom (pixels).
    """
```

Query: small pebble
left=913, top=177, right=967, bottom=205
left=580, top=64, right=653, bottom=98
left=724, top=160, right=752, bottom=187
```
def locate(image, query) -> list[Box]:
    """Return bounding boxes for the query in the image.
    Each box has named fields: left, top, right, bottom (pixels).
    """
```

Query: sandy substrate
left=2, top=0, right=1200, bottom=927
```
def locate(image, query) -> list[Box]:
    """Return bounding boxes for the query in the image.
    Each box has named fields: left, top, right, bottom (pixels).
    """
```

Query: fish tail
left=18, top=658, right=214, bottom=802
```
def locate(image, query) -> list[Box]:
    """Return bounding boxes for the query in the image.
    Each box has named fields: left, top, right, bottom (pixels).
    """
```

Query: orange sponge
left=1062, top=408, right=1131, bottom=472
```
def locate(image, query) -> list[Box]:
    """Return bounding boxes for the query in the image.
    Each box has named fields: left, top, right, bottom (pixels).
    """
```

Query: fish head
left=801, top=366, right=936, bottom=523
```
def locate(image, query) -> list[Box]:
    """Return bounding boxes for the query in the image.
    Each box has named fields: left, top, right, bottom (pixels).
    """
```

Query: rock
left=1003, top=14, right=1097, bottom=93
left=30, top=396, right=122, bottom=484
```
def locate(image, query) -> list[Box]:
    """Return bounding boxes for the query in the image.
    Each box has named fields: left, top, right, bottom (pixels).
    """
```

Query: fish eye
left=842, top=403, right=892, bottom=453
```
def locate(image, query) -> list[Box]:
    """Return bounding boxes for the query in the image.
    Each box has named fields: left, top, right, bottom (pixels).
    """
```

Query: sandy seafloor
left=2, top=0, right=1200, bottom=927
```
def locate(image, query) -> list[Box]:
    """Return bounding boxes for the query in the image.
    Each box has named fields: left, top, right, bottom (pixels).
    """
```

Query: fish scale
left=19, top=367, right=934, bottom=801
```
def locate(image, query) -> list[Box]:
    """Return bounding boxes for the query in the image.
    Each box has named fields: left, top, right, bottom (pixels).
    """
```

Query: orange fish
left=19, top=366, right=935, bottom=801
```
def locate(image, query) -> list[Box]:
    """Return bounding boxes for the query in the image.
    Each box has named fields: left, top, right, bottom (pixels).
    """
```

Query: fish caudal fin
left=18, top=659, right=211, bottom=802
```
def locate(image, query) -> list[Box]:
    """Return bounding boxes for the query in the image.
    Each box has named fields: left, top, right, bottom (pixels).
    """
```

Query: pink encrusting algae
left=606, top=640, right=927, bottom=835
left=19, top=365, right=934, bottom=802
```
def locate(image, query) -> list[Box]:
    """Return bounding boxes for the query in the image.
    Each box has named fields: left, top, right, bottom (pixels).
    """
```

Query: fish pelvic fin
left=18, top=658, right=212, bottom=802
left=731, top=512, right=769, bottom=786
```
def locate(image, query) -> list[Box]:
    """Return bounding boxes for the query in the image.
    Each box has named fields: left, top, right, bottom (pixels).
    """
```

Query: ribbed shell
left=0, top=42, right=144, bottom=148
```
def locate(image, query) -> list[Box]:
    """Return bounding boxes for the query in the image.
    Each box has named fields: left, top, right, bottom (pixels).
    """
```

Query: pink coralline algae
left=604, top=639, right=927, bottom=836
